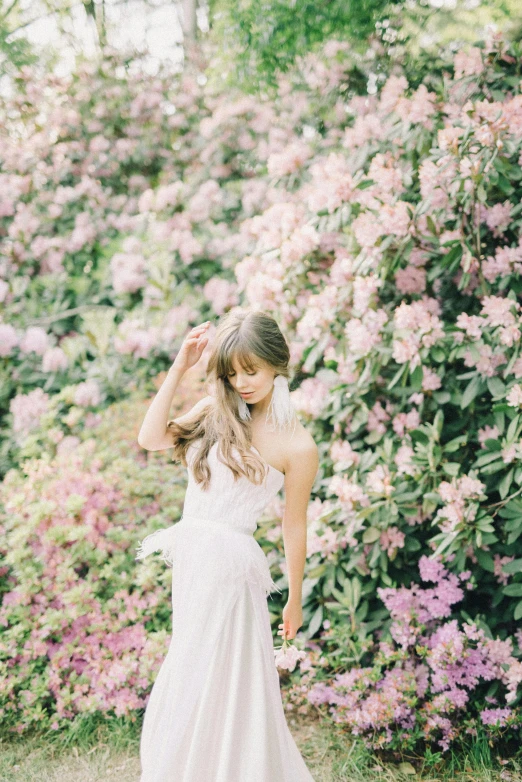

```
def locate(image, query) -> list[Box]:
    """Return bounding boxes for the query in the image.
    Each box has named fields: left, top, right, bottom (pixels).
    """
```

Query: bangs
left=219, top=343, right=261, bottom=378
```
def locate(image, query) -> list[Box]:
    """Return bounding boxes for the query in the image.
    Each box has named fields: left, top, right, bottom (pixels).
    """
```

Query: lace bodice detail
left=135, top=438, right=285, bottom=596
left=181, top=440, right=284, bottom=534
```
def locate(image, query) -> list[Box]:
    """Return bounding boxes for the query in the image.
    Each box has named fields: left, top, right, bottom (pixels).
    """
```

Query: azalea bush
left=1, top=19, right=522, bottom=757
left=0, top=400, right=177, bottom=732
left=284, top=557, right=522, bottom=756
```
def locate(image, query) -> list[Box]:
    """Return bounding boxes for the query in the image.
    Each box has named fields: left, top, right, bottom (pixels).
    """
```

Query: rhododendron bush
left=1, top=27, right=522, bottom=754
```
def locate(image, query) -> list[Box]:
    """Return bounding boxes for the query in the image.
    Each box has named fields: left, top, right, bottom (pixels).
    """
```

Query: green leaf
left=398, top=762, right=417, bottom=776
left=502, top=583, right=522, bottom=597
left=461, top=375, right=483, bottom=409
left=441, top=243, right=462, bottom=271
left=499, top=500, right=522, bottom=518
left=355, top=179, right=375, bottom=190
left=444, top=435, right=467, bottom=453
left=484, top=438, right=501, bottom=451
left=387, top=363, right=407, bottom=391
left=442, top=462, right=460, bottom=476
left=307, top=604, right=324, bottom=638
left=432, top=533, right=458, bottom=558
left=498, top=469, right=514, bottom=499
left=475, top=451, right=503, bottom=468
left=480, top=461, right=508, bottom=475
left=507, top=414, right=520, bottom=442
left=498, top=174, right=514, bottom=195
left=494, top=410, right=505, bottom=434
left=394, top=491, right=421, bottom=503
left=502, top=558, right=522, bottom=574
left=410, top=364, right=423, bottom=389
left=433, top=390, right=451, bottom=404
left=410, top=429, right=429, bottom=445
left=351, top=576, right=361, bottom=608
left=433, top=410, right=444, bottom=437
left=362, top=527, right=381, bottom=544
left=508, top=528, right=522, bottom=546
left=431, top=348, right=445, bottom=363
left=426, top=215, right=437, bottom=235
left=514, top=601, right=522, bottom=621
left=475, top=550, right=495, bottom=572
left=487, top=377, right=506, bottom=398
left=404, top=537, right=422, bottom=551
left=505, top=516, right=522, bottom=531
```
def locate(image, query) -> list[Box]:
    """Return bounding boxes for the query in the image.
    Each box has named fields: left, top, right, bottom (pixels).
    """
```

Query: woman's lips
left=240, top=392, right=253, bottom=397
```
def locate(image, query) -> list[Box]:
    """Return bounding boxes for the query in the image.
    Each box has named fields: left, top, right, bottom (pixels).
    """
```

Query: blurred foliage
left=0, top=3, right=38, bottom=74
left=206, top=0, right=522, bottom=94
left=393, top=0, right=522, bottom=58
left=206, top=0, right=399, bottom=93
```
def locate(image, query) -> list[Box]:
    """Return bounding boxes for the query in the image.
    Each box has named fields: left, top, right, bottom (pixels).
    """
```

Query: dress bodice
left=181, top=440, right=285, bottom=535
left=135, top=438, right=285, bottom=595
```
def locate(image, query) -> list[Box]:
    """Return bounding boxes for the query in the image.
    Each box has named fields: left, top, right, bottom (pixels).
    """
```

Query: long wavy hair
left=167, top=307, right=293, bottom=491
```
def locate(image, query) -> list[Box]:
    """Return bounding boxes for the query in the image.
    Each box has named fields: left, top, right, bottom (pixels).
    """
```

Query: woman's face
left=226, top=355, right=275, bottom=404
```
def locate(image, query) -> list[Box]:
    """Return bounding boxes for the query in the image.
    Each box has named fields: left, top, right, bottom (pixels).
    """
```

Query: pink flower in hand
left=274, top=638, right=307, bottom=672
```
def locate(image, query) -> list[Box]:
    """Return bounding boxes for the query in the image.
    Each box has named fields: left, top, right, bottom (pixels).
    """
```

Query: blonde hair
left=167, top=307, right=292, bottom=490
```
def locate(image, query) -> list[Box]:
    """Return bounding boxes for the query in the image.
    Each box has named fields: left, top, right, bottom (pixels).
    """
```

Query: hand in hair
left=172, top=321, right=211, bottom=374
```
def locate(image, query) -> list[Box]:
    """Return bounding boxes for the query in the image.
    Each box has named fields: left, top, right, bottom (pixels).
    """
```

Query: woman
left=136, top=307, right=319, bottom=781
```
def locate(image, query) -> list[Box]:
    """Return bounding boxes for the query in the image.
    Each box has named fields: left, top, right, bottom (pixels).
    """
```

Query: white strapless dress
left=135, top=440, right=315, bottom=782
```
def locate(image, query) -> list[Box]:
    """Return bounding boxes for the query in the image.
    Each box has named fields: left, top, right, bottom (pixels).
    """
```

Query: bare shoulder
left=283, top=422, right=319, bottom=476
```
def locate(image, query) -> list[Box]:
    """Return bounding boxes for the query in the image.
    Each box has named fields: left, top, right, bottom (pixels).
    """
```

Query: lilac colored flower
left=480, top=707, right=512, bottom=726
left=306, top=682, right=334, bottom=706
left=419, top=555, right=447, bottom=584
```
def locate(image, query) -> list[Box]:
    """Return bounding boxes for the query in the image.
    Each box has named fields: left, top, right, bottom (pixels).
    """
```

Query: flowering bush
left=1, top=22, right=522, bottom=755
left=0, top=400, right=185, bottom=733
left=285, top=557, right=522, bottom=755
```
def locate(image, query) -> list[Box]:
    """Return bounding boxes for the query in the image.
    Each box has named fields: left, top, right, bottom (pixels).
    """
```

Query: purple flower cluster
left=306, top=556, right=522, bottom=753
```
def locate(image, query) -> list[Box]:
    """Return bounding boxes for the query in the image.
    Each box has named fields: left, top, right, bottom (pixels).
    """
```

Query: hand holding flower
left=277, top=599, right=303, bottom=642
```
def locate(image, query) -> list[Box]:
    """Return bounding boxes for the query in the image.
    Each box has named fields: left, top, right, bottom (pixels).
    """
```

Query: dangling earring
left=237, top=393, right=251, bottom=422
left=266, top=375, right=297, bottom=433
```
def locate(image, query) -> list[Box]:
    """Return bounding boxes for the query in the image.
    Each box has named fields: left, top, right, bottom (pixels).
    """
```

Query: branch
left=1, top=0, right=21, bottom=22
left=25, top=303, right=116, bottom=326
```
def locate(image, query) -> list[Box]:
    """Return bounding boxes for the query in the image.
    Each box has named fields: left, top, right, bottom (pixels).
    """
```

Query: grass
left=1, top=712, right=520, bottom=782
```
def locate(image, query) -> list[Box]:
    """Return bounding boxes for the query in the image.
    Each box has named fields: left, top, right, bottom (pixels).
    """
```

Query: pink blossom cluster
left=392, top=299, right=445, bottom=369
left=456, top=297, right=522, bottom=363
left=0, top=433, right=175, bottom=733
left=9, top=388, right=50, bottom=439
left=114, top=318, right=161, bottom=359
left=304, top=557, right=521, bottom=752
left=433, top=475, right=487, bottom=535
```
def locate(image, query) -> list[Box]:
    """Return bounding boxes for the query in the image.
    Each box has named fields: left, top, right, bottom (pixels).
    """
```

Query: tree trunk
left=182, top=0, right=197, bottom=41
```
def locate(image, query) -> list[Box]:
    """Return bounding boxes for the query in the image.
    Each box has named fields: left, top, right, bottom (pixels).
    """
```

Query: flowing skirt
left=137, top=517, right=316, bottom=782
